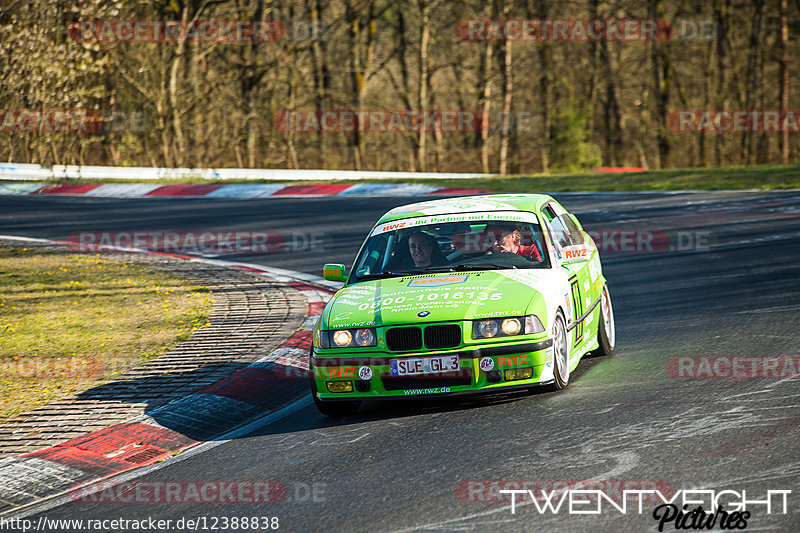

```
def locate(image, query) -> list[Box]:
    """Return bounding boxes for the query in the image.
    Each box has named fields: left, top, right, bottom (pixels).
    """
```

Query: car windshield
left=351, top=217, right=550, bottom=282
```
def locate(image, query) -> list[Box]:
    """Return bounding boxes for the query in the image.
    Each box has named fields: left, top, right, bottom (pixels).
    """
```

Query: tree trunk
left=168, top=6, right=189, bottom=167
left=742, top=0, right=765, bottom=165
left=649, top=0, right=671, bottom=168
left=533, top=0, right=552, bottom=172
left=713, top=0, right=731, bottom=166
left=311, top=0, right=330, bottom=168
left=498, top=38, right=512, bottom=176
left=416, top=0, right=430, bottom=171
left=346, top=0, right=376, bottom=170
left=394, top=7, right=419, bottom=171
left=779, top=0, right=789, bottom=163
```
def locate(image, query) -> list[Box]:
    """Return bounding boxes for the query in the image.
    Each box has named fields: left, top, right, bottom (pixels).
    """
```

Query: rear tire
left=590, top=285, right=615, bottom=357
left=311, top=376, right=361, bottom=416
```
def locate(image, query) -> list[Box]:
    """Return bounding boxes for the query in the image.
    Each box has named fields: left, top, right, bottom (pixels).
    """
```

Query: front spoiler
left=315, top=378, right=556, bottom=403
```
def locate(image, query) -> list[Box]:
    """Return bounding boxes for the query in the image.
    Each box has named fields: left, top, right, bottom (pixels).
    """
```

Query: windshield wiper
left=422, top=264, right=515, bottom=273
left=355, top=270, right=414, bottom=281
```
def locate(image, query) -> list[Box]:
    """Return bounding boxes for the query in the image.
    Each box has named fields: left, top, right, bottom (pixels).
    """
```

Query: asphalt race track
left=1, top=190, right=800, bottom=532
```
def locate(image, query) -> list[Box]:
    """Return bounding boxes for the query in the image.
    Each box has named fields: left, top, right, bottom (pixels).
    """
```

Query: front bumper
left=311, top=339, right=554, bottom=402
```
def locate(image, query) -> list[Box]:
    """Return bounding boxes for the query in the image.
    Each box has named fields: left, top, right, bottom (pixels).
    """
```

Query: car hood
left=324, top=270, right=558, bottom=328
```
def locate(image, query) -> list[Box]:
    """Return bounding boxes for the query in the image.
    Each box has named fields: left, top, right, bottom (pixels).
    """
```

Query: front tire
left=549, top=312, right=570, bottom=390
left=590, top=284, right=615, bottom=357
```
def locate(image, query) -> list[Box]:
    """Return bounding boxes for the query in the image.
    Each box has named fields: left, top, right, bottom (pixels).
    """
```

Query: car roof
left=375, top=194, right=555, bottom=225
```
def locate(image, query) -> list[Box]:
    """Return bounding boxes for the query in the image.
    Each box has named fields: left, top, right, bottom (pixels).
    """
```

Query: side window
left=540, top=205, right=563, bottom=260
left=557, top=214, right=587, bottom=246
left=542, top=204, right=571, bottom=248
left=354, top=234, right=388, bottom=276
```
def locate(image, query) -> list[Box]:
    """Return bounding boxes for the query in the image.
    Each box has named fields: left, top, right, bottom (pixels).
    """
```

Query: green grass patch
left=334, top=163, right=800, bottom=192
left=1, top=163, right=798, bottom=191
left=432, top=165, right=800, bottom=192
left=0, top=247, right=213, bottom=422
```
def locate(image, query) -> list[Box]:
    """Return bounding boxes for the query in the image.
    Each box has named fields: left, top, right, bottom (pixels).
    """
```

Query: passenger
left=491, top=226, right=543, bottom=262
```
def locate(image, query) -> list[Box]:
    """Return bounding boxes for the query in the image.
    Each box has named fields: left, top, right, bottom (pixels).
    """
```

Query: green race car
left=311, top=194, right=615, bottom=415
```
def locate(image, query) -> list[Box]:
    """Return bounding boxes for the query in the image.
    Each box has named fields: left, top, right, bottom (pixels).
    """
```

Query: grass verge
left=0, top=246, right=213, bottom=422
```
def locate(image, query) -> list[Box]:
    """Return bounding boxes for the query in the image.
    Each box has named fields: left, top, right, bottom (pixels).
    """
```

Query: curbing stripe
left=0, top=183, right=47, bottom=195
left=432, top=186, right=494, bottom=195
left=0, top=458, right=91, bottom=510
left=252, top=347, right=307, bottom=365
left=204, top=183, right=288, bottom=198
left=301, top=314, right=320, bottom=330
left=41, top=422, right=197, bottom=455
left=22, top=446, right=161, bottom=479
left=37, top=184, right=102, bottom=195
left=282, top=330, right=313, bottom=351
left=270, top=183, right=352, bottom=196
left=83, top=183, right=162, bottom=197
left=307, top=301, right=326, bottom=315
left=0, top=181, right=491, bottom=198
left=335, top=183, right=440, bottom=196
left=144, top=184, right=224, bottom=197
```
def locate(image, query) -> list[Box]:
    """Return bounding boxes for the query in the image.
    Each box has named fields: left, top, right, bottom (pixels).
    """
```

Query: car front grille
left=424, top=324, right=461, bottom=349
left=381, top=371, right=473, bottom=391
left=385, top=326, right=422, bottom=351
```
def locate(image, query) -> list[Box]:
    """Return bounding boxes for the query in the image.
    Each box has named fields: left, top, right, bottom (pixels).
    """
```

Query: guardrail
left=0, top=163, right=492, bottom=181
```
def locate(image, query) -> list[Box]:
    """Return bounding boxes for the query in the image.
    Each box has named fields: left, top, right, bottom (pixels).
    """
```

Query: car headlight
left=320, top=328, right=377, bottom=348
left=333, top=330, right=352, bottom=347
left=501, top=318, right=522, bottom=335
left=475, top=320, right=500, bottom=338
left=473, top=315, right=544, bottom=339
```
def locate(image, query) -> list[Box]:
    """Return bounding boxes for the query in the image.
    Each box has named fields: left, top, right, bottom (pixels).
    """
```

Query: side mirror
left=323, top=263, right=347, bottom=282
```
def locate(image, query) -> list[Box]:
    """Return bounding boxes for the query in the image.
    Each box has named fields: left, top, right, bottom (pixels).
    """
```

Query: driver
left=408, top=232, right=446, bottom=268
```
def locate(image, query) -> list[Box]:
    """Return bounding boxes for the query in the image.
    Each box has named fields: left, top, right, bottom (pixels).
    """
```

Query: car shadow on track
left=244, top=357, right=603, bottom=439
left=73, top=356, right=602, bottom=443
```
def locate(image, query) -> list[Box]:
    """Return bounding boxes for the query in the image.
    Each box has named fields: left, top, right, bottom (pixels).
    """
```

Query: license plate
left=389, top=355, right=459, bottom=376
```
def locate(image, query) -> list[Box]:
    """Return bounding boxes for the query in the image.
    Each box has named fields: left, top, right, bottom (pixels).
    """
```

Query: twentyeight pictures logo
left=459, top=481, right=791, bottom=531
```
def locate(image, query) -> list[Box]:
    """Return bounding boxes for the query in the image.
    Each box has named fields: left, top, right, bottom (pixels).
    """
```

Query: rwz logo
left=380, top=222, right=407, bottom=232
left=564, top=247, right=588, bottom=259
left=407, top=275, right=469, bottom=287
left=328, top=367, right=356, bottom=378
left=498, top=355, right=527, bottom=367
